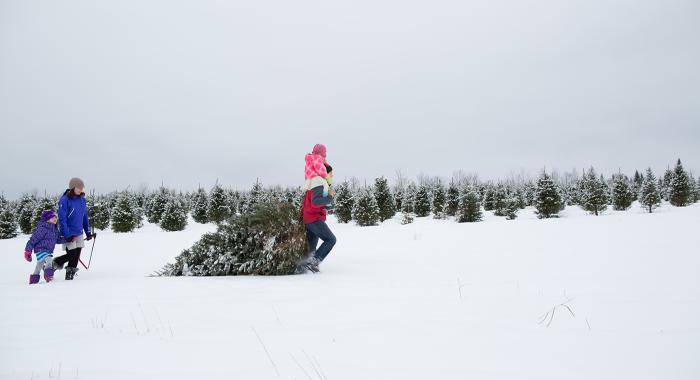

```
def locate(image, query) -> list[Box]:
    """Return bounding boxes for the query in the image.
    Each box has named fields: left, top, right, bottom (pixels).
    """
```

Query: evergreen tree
left=482, top=185, right=496, bottom=211
left=0, top=195, right=19, bottom=239
left=523, top=181, right=537, bottom=207
left=669, top=159, right=692, bottom=207
left=16, top=194, right=37, bottom=234
left=31, top=196, right=57, bottom=229
left=247, top=180, right=265, bottom=213
left=111, top=191, right=138, bottom=233
left=87, top=193, right=111, bottom=231
left=207, top=184, right=232, bottom=223
left=334, top=182, right=354, bottom=224
left=431, top=180, right=447, bottom=219
left=456, top=186, right=482, bottom=223
left=400, top=184, right=416, bottom=224
left=696, top=176, right=700, bottom=203
left=632, top=170, right=644, bottom=198
left=373, top=177, right=396, bottom=222
left=535, top=172, right=563, bottom=219
left=160, top=194, right=188, bottom=231
left=413, top=183, right=431, bottom=217
left=661, top=168, right=674, bottom=201
left=639, top=168, right=661, bottom=213
left=445, top=180, right=460, bottom=217
left=492, top=184, right=509, bottom=216
left=191, top=187, right=209, bottom=224
left=503, top=193, right=520, bottom=220
left=611, top=174, right=635, bottom=211
left=158, top=202, right=307, bottom=276
left=402, top=183, right=417, bottom=214
left=686, top=173, right=697, bottom=203
left=393, top=186, right=404, bottom=212
left=352, top=188, right=380, bottom=227
left=580, top=168, right=608, bottom=216
left=146, top=187, right=170, bottom=224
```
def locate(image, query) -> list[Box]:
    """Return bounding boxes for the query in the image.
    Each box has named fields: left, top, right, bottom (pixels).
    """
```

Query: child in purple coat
left=24, top=210, right=65, bottom=284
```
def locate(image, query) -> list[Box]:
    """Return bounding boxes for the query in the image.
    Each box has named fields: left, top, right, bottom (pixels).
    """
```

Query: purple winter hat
left=41, top=210, right=57, bottom=221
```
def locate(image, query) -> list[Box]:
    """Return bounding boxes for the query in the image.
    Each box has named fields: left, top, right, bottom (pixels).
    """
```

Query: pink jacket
left=305, top=153, right=328, bottom=180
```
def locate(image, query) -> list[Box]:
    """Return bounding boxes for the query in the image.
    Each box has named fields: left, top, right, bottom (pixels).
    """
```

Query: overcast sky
left=1, top=0, right=698, bottom=197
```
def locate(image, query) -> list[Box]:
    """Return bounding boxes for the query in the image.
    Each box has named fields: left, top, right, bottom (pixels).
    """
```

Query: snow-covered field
left=1, top=203, right=699, bottom=379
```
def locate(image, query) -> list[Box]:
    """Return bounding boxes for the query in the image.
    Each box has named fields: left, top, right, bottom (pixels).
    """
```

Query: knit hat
left=69, top=177, right=85, bottom=189
left=312, top=144, right=327, bottom=158
left=41, top=210, right=57, bottom=222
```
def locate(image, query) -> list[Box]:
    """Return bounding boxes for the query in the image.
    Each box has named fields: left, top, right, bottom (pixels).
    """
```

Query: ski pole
left=78, top=234, right=97, bottom=270
left=86, top=233, right=97, bottom=268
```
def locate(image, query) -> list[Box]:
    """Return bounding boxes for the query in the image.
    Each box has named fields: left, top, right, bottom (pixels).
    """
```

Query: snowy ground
left=1, top=203, right=699, bottom=379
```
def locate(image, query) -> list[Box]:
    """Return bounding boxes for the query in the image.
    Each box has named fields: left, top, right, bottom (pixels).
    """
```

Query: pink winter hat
left=312, top=144, right=327, bottom=158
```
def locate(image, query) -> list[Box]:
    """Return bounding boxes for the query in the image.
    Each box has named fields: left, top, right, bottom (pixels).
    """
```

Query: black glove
left=86, top=232, right=96, bottom=241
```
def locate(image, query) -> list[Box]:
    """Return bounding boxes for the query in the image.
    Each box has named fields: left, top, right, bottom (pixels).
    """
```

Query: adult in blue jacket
left=53, top=177, right=95, bottom=280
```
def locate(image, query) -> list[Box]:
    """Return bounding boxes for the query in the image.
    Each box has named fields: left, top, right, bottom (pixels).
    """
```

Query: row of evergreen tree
left=332, top=159, right=699, bottom=226
left=0, top=159, right=697, bottom=238
left=0, top=181, right=304, bottom=238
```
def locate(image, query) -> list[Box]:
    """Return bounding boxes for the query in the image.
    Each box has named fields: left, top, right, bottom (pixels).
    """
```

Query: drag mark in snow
left=251, top=326, right=280, bottom=377
left=538, top=298, right=576, bottom=328
left=289, top=353, right=314, bottom=380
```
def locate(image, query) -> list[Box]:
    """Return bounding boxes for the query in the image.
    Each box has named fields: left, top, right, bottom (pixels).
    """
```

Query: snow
left=1, top=204, right=699, bottom=379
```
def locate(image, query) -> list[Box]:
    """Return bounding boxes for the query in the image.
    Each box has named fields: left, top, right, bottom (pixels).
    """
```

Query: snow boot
left=29, top=274, right=40, bottom=284
left=44, top=267, right=55, bottom=282
left=65, top=267, right=78, bottom=281
left=304, top=257, right=321, bottom=273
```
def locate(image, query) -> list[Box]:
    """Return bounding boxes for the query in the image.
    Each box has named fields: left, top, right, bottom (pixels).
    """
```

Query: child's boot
left=29, top=274, right=40, bottom=284
left=44, top=267, right=55, bottom=282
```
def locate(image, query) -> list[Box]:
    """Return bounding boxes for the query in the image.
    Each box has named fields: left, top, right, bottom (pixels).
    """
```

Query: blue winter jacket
left=58, top=190, right=91, bottom=239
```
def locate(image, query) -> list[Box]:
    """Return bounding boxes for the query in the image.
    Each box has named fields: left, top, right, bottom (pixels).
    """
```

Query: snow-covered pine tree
left=31, top=196, right=57, bottom=229
left=695, top=176, right=700, bottom=203
left=632, top=170, right=644, bottom=198
left=503, top=194, right=519, bottom=220
left=535, top=172, right=563, bottom=219
left=16, top=194, right=36, bottom=234
left=334, top=182, right=354, bottom=224
left=146, top=187, right=169, bottom=224
left=227, top=190, right=243, bottom=215
left=456, top=186, right=482, bottom=223
left=413, top=183, right=431, bottom=217
left=0, top=195, right=19, bottom=239
left=393, top=186, right=404, bottom=212
left=352, top=188, right=380, bottom=227
left=207, top=184, right=232, bottom=223
left=400, top=183, right=416, bottom=224
left=639, top=168, right=661, bottom=213
left=445, top=180, right=460, bottom=217
left=611, top=173, right=635, bottom=211
left=111, top=191, right=138, bottom=233
left=492, top=184, right=509, bottom=217
left=191, top=187, right=209, bottom=224
left=661, top=168, right=674, bottom=201
left=87, top=193, right=111, bottom=231
left=373, top=177, right=396, bottom=222
left=158, top=202, right=307, bottom=276
left=401, top=183, right=416, bottom=214
left=431, top=180, right=447, bottom=219
left=580, top=168, right=608, bottom=216
left=160, top=194, right=188, bottom=231
left=247, top=180, right=265, bottom=212
left=523, top=181, right=537, bottom=207
left=669, top=159, right=692, bottom=207
left=482, top=185, right=496, bottom=211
